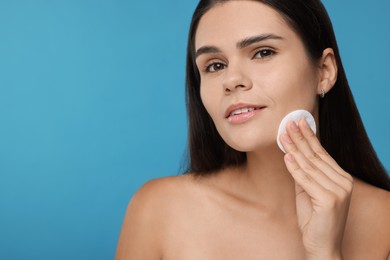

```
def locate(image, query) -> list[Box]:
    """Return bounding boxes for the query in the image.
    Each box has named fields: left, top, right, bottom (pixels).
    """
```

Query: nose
left=222, top=64, right=252, bottom=94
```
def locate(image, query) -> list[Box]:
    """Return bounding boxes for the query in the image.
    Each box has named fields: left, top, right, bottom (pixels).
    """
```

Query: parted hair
left=184, top=0, right=390, bottom=191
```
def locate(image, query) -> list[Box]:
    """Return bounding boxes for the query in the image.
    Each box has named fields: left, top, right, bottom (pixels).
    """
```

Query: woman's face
left=195, top=1, right=321, bottom=152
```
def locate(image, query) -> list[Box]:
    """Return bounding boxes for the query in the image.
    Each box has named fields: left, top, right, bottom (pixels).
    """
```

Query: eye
left=253, top=48, right=276, bottom=59
left=205, top=62, right=226, bottom=73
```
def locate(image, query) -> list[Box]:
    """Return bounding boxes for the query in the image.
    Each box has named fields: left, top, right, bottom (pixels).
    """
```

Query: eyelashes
left=204, top=62, right=226, bottom=73
left=253, top=48, right=276, bottom=59
left=202, top=48, right=277, bottom=73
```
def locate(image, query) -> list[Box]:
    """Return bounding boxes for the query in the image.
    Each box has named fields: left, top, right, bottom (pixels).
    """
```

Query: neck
left=246, top=146, right=293, bottom=189
left=231, top=145, right=297, bottom=215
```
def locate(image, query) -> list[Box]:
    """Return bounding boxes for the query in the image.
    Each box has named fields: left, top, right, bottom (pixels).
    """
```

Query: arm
left=115, top=182, right=163, bottom=260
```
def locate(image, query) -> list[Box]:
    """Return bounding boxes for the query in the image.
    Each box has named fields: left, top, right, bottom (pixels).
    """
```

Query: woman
left=116, top=0, right=390, bottom=259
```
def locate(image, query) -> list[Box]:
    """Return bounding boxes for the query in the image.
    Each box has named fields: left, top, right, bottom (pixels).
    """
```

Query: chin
left=216, top=121, right=279, bottom=152
left=222, top=135, right=276, bottom=153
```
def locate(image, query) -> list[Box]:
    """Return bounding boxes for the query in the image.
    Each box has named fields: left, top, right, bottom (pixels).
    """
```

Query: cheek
left=200, top=84, right=219, bottom=119
left=262, top=59, right=319, bottom=110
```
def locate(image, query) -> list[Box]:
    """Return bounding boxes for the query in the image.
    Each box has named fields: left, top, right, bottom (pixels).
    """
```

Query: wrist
left=306, top=255, right=343, bottom=260
left=306, top=257, right=342, bottom=260
left=305, top=251, right=343, bottom=260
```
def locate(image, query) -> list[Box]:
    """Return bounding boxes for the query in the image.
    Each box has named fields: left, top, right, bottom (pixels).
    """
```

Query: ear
left=317, top=48, right=338, bottom=96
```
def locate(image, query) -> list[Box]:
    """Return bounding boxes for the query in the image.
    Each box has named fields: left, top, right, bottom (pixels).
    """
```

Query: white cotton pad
left=276, top=110, right=316, bottom=153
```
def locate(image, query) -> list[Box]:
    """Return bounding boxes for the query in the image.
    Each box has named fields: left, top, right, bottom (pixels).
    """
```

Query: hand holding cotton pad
left=277, top=110, right=316, bottom=153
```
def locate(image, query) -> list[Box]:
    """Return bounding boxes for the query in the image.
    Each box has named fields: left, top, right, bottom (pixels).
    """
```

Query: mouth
left=225, top=104, right=266, bottom=119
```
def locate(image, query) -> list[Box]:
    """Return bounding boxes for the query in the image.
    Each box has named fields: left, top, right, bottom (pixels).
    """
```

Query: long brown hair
left=184, top=0, right=390, bottom=191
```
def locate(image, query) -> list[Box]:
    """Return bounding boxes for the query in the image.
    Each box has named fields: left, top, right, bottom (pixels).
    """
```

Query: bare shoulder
left=130, top=174, right=203, bottom=211
left=350, top=178, right=390, bottom=221
left=115, top=174, right=199, bottom=260
left=130, top=174, right=194, bottom=201
left=344, top=178, right=390, bottom=258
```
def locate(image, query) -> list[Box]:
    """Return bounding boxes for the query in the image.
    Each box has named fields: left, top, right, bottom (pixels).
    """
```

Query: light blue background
left=0, top=1, right=388, bottom=259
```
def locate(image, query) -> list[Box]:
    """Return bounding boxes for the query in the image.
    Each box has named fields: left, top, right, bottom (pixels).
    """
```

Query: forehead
left=195, top=1, right=294, bottom=49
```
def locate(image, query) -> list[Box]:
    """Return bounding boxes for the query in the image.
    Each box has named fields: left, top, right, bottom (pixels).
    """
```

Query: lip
left=224, top=103, right=266, bottom=118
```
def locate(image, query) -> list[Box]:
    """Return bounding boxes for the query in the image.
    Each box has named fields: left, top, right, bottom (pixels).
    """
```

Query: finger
left=298, top=118, right=353, bottom=183
left=285, top=153, right=352, bottom=218
left=281, top=134, right=346, bottom=193
left=284, top=153, right=331, bottom=201
left=281, top=119, right=352, bottom=188
left=284, top=120, right=315, bottom=160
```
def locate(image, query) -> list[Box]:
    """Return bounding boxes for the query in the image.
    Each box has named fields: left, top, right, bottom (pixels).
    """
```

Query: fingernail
left=290, top=121, right=299, bottom=132
left=286, top=153, right=295, bottom=162
left=301, top=118, right=310, bottom=129
left=282, top=133, right=292, bottom=144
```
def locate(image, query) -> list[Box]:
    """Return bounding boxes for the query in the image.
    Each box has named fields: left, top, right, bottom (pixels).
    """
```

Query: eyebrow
left=238, top=34, right=284, bottom=49
left=195, top=33, right=284, bottom=59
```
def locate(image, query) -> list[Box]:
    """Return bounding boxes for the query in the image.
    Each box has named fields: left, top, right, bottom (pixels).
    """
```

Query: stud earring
left=320, top=88, right=326, bottom=98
